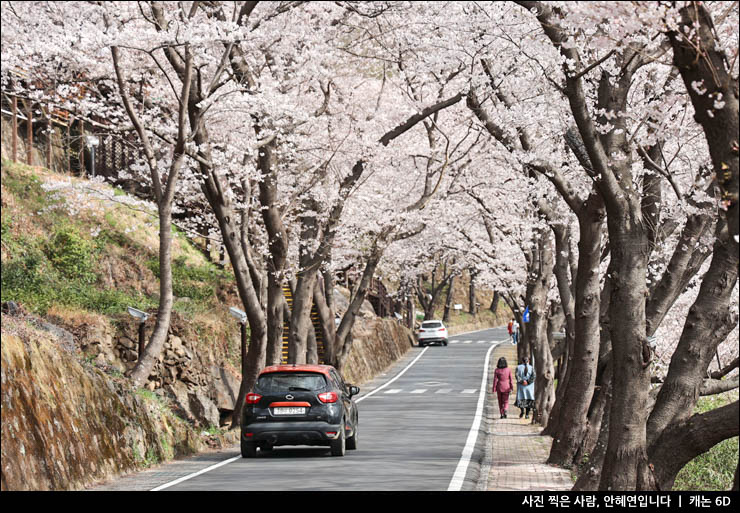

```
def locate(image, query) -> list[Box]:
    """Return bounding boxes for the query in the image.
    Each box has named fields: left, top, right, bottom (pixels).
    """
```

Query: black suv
left=241, top=364, right=360, bottom=457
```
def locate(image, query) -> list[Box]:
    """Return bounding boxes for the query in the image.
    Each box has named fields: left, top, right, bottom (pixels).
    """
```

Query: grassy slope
left=1, top=158, right=241, bottom=369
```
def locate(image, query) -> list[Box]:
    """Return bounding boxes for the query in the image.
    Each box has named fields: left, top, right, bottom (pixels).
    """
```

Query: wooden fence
left=1, top=91, right=137, bottom=179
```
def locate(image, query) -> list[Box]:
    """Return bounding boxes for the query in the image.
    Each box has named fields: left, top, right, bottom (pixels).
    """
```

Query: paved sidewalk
left=484, top=341, right=575, bottom=491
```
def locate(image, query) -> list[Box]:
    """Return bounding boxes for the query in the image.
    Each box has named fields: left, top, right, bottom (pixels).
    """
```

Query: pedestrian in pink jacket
left=492, top=357, right=513, bottom=419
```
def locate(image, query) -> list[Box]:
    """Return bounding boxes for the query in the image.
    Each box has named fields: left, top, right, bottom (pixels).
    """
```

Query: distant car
left=241, top=364, right=360, bottom=457
left=417, top=320, right=448, bottom=347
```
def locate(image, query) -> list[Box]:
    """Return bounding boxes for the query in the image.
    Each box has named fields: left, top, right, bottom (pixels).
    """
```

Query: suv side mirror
left=348, top=385, right=360, bottom=397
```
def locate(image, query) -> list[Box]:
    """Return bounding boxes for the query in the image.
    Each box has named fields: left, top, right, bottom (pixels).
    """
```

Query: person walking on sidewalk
left=507, top=319, right=514, bottom=344
left=512, top=319, right=520, bottom=345
left=515, top=356, right=535, bottom=419
left=492, top=357, right=513, bottom=419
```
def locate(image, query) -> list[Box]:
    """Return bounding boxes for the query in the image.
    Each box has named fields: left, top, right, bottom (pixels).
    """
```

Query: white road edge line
left=447, top=341, right=500, bottom=491
left=150, top=346, right=430, bottom=491
left=151, top=456, right=241, bottom=491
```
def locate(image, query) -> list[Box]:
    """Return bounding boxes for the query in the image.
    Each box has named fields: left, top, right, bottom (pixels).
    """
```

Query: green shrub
left=2, top=247, right=47, bottom=292
left=146, top=256, right=228, bottom=303
left=1, top=212, right=10, bottom=240
left=46, top=226, right=97, bottom=282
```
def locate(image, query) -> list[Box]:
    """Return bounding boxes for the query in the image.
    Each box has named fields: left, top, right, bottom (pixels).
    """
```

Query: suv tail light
left=318, top=392, right=338, bottom=403
left=245, top=393, right=262, bottom=405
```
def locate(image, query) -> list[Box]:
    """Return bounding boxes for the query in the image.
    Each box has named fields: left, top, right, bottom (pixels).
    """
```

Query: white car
left=417, top=320, right=448, bottom=347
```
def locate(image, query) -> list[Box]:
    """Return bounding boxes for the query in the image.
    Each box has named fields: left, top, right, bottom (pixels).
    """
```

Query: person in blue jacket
left=515, top=356, right=535, bottom=419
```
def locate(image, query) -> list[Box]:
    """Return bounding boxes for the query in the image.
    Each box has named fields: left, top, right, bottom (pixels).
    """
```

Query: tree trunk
left=489, top=290, right=501, bottom=314
left=599, top=220, right=653, bottom=491
left=256, top=138, right=288, bottom=366
left=574, top=272, right=615, bottom=472
left=112, top=43, right=192, bottom=389
left=468, top=270, right=477, bottom=315
left=527, top=228, right=556, bottom=426
left=548, top=194, right=604, bottom=465
left=573, top=362, right=613, bottom=491
left=288, top=270, right=318, bottom=364
left=416, top=273, right=446, bottom=320
left=265, top=277, right=285, bottom=366
left=130, top=204, right=175, bottom=386
left=288, top=197, right=323, bottom=364
left=313, top=277, right=337, bottom=364
left=306, top=315, right=319, bottom=365
left=334, top=253, right=382, bottom=372
left=443, top=274, right=455, bottom=323
left=542, top=221, right=574, bottom=438
left=200, top=168, right=267, bottom=426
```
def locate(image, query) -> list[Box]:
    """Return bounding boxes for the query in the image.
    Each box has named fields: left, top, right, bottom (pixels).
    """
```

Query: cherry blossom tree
left=2, top=2, right=737, bottom=489
left=508, top=0, right=738, bottom=490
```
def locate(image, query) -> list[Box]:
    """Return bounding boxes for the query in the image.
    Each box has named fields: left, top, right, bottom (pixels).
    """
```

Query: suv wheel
left=346, top=423, right=358, bottom=450
left=241, top=438, right=257, bottom=458
left=331, top=421, right=346, bottom=456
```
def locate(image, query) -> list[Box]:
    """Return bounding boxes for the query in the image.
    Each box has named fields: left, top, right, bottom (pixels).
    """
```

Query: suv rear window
left=257, top=372, right=328, bottom=393
left=421, top=322, right=442, bottom=328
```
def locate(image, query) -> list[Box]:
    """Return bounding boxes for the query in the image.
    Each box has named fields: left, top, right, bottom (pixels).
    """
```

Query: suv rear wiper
left=288, top=386, right=312, bottom=392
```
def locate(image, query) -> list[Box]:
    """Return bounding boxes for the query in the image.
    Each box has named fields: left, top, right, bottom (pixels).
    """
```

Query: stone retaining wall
left=0, top=325, right=203, bottom=491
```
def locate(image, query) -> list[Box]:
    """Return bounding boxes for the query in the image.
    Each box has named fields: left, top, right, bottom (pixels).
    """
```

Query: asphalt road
left=96, top=326, right=508, bottom=492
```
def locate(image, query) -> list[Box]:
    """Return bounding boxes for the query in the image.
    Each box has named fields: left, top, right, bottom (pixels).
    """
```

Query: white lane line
left=461, top=389, right=477, bottom=394
left=436, top=388, right=453, bottom=394
left=410, top=389, right=427, bottom=394
left=151, top=456, right=241, bottom=491
left=356, top=346, right=429, bottom=403
left=447, top=341, right=500, bottom=492
left=384, top=389, right=402, bottom=394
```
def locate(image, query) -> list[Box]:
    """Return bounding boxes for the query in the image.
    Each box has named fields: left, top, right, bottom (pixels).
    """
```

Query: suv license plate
left=273, top=407, right=306, bottom=415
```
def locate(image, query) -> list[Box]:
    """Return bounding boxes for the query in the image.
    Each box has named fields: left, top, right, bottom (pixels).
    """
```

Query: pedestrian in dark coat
left=492, top=357, right=513, bottom=418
